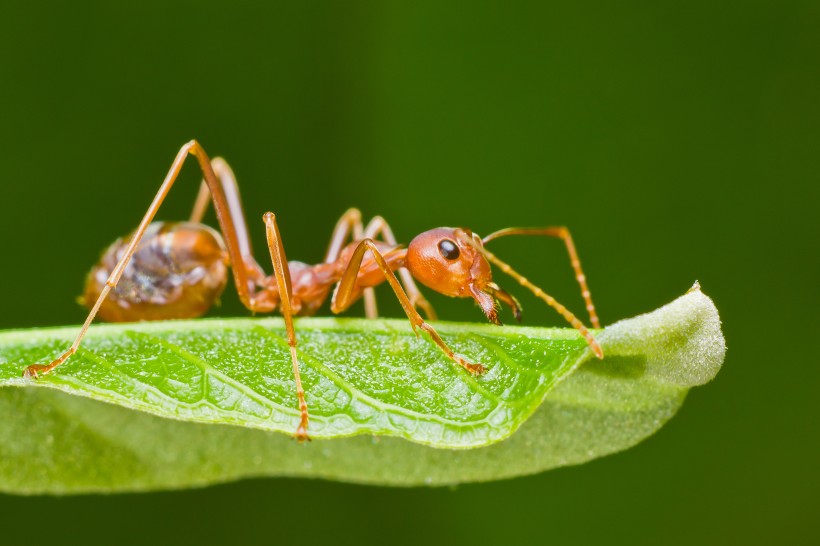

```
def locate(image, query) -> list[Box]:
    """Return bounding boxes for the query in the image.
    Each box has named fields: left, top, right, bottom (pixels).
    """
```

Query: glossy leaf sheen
left=0, top=288, right=724, bottom=493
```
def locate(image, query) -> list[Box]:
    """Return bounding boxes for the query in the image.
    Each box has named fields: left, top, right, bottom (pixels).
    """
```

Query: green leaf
left=0, top=286, right=724, bottom=493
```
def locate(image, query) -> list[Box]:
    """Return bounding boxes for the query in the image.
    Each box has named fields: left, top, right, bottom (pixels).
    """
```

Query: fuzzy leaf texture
left=0, top=286, right=724, bottom=493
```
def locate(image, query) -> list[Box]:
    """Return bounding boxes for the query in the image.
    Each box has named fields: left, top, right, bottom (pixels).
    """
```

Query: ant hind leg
left=23, top=141, right=272, bottom=379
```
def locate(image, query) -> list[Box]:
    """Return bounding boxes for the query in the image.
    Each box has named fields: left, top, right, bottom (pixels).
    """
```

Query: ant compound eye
left=437, top=239, right=460, bottom=261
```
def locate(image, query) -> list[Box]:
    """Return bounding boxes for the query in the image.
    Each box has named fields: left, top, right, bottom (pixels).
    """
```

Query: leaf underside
left=0, top=288, right=724, bottom=493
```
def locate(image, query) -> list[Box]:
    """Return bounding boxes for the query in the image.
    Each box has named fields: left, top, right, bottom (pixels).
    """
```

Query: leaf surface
left=0, top=287, right=724, bottom=493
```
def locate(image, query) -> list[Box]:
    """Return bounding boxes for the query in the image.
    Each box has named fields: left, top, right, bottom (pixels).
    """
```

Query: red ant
left=23, top=140, right=604, bottom=441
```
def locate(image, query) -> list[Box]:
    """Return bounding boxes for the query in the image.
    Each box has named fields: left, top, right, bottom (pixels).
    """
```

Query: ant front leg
left=262, top=212, right=310, bottom=441
left=323, top=209, right=437, bottom=319
left=323, top=208, right=378, bottom=318
left=331, top=239, right=485, bottom=376
left=324, top=209, right=438, bottom=320
left=363, top=217, right=438, bottom=321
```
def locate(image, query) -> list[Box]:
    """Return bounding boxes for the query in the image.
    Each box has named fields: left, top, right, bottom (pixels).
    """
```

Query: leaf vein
left=129, top=331, right=298, bottom=419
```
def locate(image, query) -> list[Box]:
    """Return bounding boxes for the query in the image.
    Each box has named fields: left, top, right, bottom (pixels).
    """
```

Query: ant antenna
left=461, top=232, right=604, bottom=359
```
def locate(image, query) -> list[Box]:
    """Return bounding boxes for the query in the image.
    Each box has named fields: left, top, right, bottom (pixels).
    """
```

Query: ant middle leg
left=363, top=217, right=438, bottom=320
left=331, top=239, right=485, bottom=375
left=263, top=212, right=310, bottom=441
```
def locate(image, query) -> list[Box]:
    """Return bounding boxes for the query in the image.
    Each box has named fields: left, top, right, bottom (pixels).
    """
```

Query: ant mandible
left=23, top=140, right=604, bottom=441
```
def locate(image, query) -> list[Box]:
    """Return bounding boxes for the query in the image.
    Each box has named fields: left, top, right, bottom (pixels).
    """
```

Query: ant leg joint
left=456, top=357, right=486, bottom=376
left=23, top=347, right=76, bottom=379
left=22, top=366, right=43, bottom=380
left=293, top=387, right=311, bottom=442
left=344, top=208, right=362, bottom=221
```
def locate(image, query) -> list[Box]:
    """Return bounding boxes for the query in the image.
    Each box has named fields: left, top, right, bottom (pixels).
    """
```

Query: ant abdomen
left=82, top=222, right=229, bottom=322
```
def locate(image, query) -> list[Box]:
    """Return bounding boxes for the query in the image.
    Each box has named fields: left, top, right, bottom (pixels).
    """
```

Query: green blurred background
left=1, top=1, right=817, bottom=544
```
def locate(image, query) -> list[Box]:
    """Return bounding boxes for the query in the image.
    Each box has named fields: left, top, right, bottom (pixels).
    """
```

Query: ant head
left=406, top=227, right=521, bottom=325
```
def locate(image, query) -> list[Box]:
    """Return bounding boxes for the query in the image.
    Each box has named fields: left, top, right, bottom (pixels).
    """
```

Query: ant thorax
left=82, top=221, right=229, bottom=322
